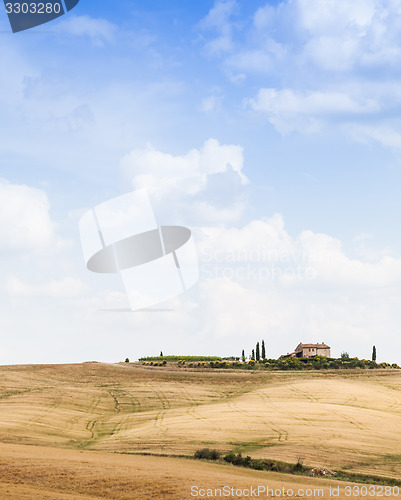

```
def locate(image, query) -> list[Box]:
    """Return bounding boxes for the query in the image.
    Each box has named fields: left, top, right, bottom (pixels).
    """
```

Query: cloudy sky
left=2, top=0, right=401, bottom=364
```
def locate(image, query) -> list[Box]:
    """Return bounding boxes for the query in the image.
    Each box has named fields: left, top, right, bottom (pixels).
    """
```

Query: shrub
left=223, top=452, right=236, bottom=463
left=139, top=356, right=222, bottom=362
left=232, top=452, right=244, bottom=466
left=253, top=460, right=265, bottom=470
left=293, top=456, right=305, bottom=472
left=194, top=448, right=221, bottom=460
left=125, top=358, right=129, bottom=363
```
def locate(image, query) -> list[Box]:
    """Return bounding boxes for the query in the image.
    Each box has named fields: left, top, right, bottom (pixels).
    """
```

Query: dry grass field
left=0, top=362, right=400, bottom=498
left=0, top=442, right=373, bottom=499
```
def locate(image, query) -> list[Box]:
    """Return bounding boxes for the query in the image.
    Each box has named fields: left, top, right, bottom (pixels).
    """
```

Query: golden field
left=0, top=362, right=400, bottom=498
left=0, top=442, right=380, bottom=499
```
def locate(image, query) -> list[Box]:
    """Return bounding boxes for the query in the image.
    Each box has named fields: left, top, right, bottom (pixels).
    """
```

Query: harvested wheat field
left=0, top=363, right=400, bottom=497
left=0, top=442, right=374, bottom=499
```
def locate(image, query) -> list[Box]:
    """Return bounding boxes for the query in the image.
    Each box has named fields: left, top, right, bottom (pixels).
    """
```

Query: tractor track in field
left=226, top=396, right=289, bottom=443
left=255, top=390, right=311, bottom=424
left=145, top=385, right=170, bottom=437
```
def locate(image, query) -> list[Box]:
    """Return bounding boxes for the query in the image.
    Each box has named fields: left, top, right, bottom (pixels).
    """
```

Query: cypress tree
left=261, top=340, right=266, bottom=360
left=160, top=351, right=163, bottom=357
left=251, top=349, right=255, bottom=361
left=256, top=342, right=260, bottom=361
left=241, top=349, right=245, bottom=363
left=372, top=345, right=376, bottom=362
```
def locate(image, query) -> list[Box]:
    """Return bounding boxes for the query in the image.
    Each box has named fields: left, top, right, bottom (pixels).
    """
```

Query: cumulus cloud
left=251, top=0, right=401, bottom=73
left=199, top=0, right=401, bottom=144
left=249, top=88, right=380, bottom=134
left=197, top=275, right=401, bottom=360
left=192, top=213, right=401, bottom=359
left=297, top=0, right=376, bottom=34
left=296, top=230, right=401, bottom=289
left=198, top=214, right=401, bottom=290
left=120, top=139, right=248, bottom=224
left=0, top=179, right=63, bottom=253
left=199, top=214, right=293, bottom=261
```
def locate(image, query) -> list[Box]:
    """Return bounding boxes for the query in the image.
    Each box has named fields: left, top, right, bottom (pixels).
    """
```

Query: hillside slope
left=0, top=363, right=400, bottom=480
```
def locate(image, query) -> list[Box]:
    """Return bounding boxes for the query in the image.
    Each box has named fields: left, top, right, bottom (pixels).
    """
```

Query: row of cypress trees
left=241, top=340, right=266, bottom=362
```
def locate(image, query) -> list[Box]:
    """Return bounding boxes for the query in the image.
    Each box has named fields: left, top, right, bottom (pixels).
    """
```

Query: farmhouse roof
left=295, top=342, right=330, bottom=351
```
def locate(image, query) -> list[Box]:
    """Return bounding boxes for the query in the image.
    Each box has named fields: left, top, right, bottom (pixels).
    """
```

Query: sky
left=2, top=0, right=401, bottom=364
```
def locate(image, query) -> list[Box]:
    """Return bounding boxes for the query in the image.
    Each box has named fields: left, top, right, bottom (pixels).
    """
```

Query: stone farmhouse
left=282, top=342, right=331, bottom=359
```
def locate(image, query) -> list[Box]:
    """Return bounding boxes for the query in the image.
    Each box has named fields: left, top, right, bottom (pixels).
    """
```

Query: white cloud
left=296, top=230, right=401, bottom=289
left=192, top=214, right=401, bottom=361
left=200, top=278, right=296, bottom=338
left=121, top=138, right=247, bottom=196
left=198, top=0, right=401, bottom=146
left=198, top=214, right=401, bottom=290
left=346, top=123, right=401, bottom=152
left=0, top=179, right=63, bottom=253
left=199, top=0, right=238, bottom=55
left=120, top=139, right=248, bottom=225
left=57, top=15, right=117, bottom=46
left=197, top=274, right=401, bottom=361
left=297, top=0, right=376, bottom=37
left=252, top=0, right=401, bottom=73
left=199, top=214, right=293, bottom=261
left=249, top=88, right=380, bottom=134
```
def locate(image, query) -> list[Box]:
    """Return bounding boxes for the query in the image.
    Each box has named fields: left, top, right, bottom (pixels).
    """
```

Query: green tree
left=261, top=340, right=266, bottom=360
left=251, top=349, right=255, bottom=361
left=372, top=345, right=376, bottom=362
left=125, top=358, right=129, bottom=363
left=341, top=352, right=350, bottom=360
left=160, top=351, right=163, bottom=357
left=241, top=349, right=245, bottom=363
left=256, top=342, right=260, bottom=361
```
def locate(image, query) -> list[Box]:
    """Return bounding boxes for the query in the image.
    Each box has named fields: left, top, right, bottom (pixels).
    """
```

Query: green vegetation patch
left=194, top=450, right=401, bottom=487
left=139, top=356, right=222, bottom=362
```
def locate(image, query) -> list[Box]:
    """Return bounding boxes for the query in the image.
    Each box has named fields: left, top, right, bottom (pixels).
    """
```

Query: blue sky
left=2, top=0, right=401, bottom=364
